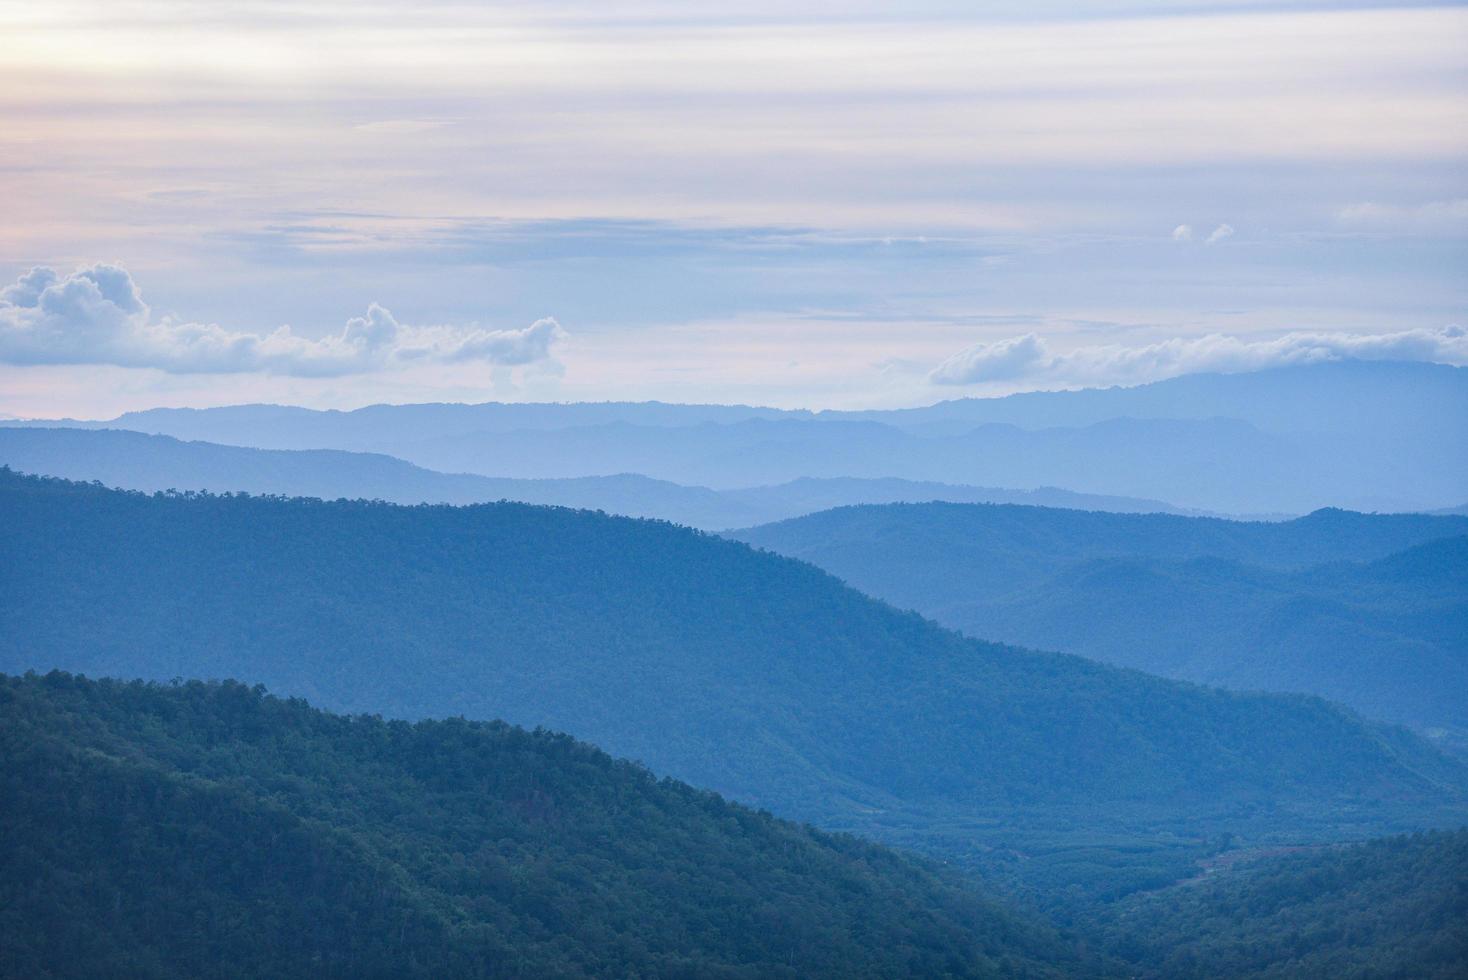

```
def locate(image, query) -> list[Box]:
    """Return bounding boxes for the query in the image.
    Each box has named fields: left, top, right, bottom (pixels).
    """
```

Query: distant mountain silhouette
left=87, top=399, right=809, bottom=447
left=0, top=414, right=1396, bottom=513
left=831, top=360, right=1467, bottom=436
left=734, top=503, right=1468, bottom=737
left=4, top=471, right=1464, bottom=883
left=723, top=475, right=1195, bottom=519
left=0, top=427, right=1194, bottom=528
left=12, top=361, right=1464, bottom=512
left=0, top=427, right=761, bottom=528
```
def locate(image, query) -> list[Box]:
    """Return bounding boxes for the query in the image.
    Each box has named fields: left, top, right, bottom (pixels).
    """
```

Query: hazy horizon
left=5, top=356, right=1463, bottom=422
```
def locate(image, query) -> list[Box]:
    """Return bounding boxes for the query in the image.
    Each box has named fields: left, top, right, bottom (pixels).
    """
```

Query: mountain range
left=4, top=471, right=1464, bottom=887
left=0, top=427, right=1197, bottom=530
left=733, top=503, right=1468, bottom=739
left=5, top=361, right=1466, bottom=976
left=11, top=360, right=1466, bottom=513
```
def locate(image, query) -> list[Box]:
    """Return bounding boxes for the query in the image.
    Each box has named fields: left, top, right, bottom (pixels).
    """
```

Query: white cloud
left=928, top=333, right=1049, bottom=384
left=1171, top=224, right=1193, bottom=242
left=1337, top=198, right=1468, bottom=233
left=1205, top=223, right=1234, bottom=244
left=0, top=265, right=563, bottom=377
left=930, top=326, right=1468, bottom=387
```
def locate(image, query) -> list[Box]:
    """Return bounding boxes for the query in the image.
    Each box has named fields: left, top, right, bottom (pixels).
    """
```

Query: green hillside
left=0, top=672, right=1086, bottom=979
left=3, top=471, right=1465, bottom=884
left=732, top=503, right=1468, bottom=735
left=1088, top=829, right=1468, bottom=978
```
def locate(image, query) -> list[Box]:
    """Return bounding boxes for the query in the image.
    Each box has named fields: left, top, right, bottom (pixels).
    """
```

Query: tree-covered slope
left=3, top=471, right=1464, bottom=854
left=733, top=502, right=1468, bottom=581
left=0, top=672, right=1085, bottom=979
left=730, top=503, right=1468, bottom=736
left=1086, top=829, right=1468, bottom=979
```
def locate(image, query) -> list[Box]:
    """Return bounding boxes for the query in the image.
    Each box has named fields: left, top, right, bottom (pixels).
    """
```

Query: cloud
left=929, top=325, right=1468, bottom=387
left=1337, top=198, right=1468, bottom=233
left=0, top=264, right=563, bottom=376
left=928, top=333, right=1049, bottom=384
left=1171, top=224, right=1192, bottom=242
left=1205, top=223, right=1234, bottom=244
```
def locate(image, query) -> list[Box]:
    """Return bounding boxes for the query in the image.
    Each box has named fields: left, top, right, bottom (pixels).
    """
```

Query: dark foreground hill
left=3, top=471, right=1465, bottom=883
left=1088, top=829, right=1468, bottom=979
left=731, top=503, right=1468, bottom=736
left=0, top=672, right=1087, bottom=979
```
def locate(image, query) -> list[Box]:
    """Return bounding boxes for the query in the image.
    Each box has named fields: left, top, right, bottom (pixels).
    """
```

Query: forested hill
left=0, top=672, right=1088, bottom=979
left=730, top=503, right=1468, bottom=735
left=733, top=502, right=1468, bottom=576
left=3, top=471, right=1465, bottom=858
left=1089, top=829, right=1468, bottom=978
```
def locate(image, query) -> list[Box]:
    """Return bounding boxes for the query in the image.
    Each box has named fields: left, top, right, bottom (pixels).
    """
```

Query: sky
left=1, top=0, right=1465, bottom=417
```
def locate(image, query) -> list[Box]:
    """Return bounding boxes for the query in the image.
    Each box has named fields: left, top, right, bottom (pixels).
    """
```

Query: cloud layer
left=0, top=265, right=563, bottom=376
left=930, top=326, right=1468, bottom=387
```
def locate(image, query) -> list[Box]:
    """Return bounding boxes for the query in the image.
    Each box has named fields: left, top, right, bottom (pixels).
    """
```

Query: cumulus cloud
left=927, top=333, right=1049, bottom=384
left=0, top=264, right=563, bottom=376
left=1171, top=224, right=1193, bottom=242
left=1205, top=223, right=1234, bottom=244
left=929, top=325, right=1468, bottom=387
